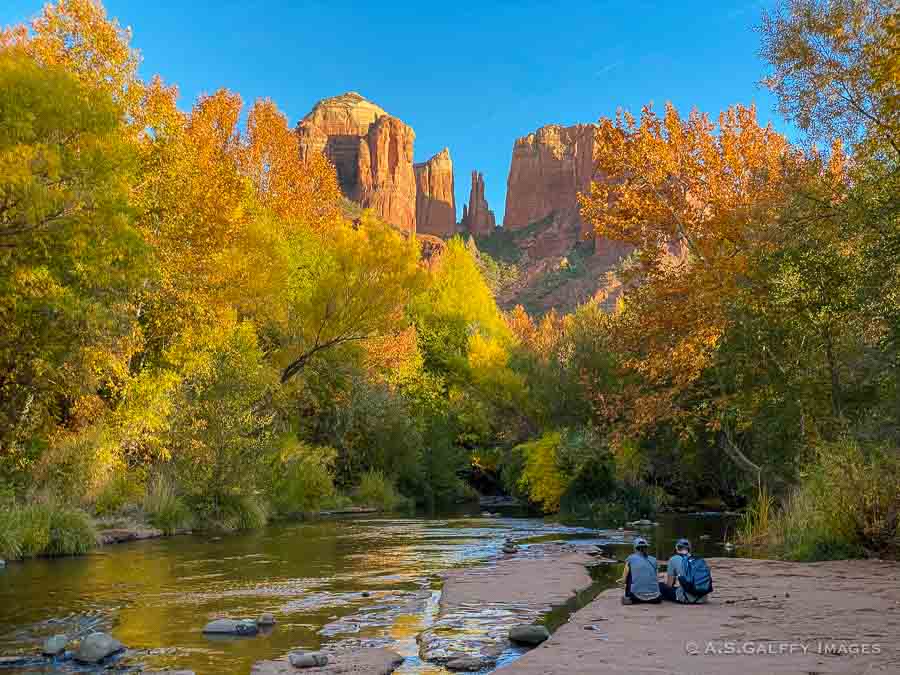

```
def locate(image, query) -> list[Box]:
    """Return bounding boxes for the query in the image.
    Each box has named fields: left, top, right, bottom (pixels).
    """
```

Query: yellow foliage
left=516, top=431, right=567, bottom=512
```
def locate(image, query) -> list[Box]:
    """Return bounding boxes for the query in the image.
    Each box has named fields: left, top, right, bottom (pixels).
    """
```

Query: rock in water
left=202, top=619, right=258, bottom=635
left=257, top=613, right=276, bottom=627
left=509, top=624, right=550, bottom=645
left=288, top=651, right=329, bottom=668
left=502, top=544, right=518, bottom=554
left=297, top=92, right=417, bottom=233
left=415, top=148, right=456, bottom=237
left=42, top=634, right=69, bottom=656
left=446, top=655, right=496, bottom=671
left=74, top=632, right=124, bottom=663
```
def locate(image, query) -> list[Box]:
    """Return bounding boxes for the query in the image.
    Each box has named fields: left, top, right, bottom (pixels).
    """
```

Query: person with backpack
left=619, top=537, right=662, bottom=604
left=659, top=538, right=713, bottom=604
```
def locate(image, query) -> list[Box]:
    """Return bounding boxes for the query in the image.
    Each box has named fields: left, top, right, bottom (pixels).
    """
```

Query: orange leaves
left=580, top=102, right=802, bottom=436
left=243, top=99, right=341, bottom=225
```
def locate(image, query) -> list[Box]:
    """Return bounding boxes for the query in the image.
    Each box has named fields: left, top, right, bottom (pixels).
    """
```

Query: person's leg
left=658, top=582, right=678, bottom=602
left=622, top=570, right=634, bottom=604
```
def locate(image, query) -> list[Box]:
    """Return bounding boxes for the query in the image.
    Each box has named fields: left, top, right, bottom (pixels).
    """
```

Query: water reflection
left=0, top=512, right=736, bottom=673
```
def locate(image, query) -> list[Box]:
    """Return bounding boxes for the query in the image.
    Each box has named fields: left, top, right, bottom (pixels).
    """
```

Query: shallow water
left=0, top=509, right=736, bottom=674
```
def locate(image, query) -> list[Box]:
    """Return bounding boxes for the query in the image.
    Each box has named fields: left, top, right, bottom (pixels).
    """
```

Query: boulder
left=297, top=92, right=417, bottom=233
left=415, top=148, right=456, bottom=237
left=502, top=544, right=519, bottom=554
left=73, top=632, right=124, bottom=663
left=509, top=624, right=550, bottom=645
left=288, top=651, right=329, bottom=668
left=202, top=619, right=258, bottom=635
left=258, top=613, right=276, bottom=627
left=42, top=634, right=69, bottom=656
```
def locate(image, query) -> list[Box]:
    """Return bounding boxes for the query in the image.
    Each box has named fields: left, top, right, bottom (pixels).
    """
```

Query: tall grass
left=740, top=439, right=900, bottom=561
left=738, top=483, right=776, bottom=545
left=143, top=476, right=192, bottom=534
left=0, top=501, right=97, bottom=559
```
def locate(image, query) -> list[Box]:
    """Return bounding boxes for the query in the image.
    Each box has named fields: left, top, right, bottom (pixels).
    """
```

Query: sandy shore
left=498, top=557, right=900, bottom=674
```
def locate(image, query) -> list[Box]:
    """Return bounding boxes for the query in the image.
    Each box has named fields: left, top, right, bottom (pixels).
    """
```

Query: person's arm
left=618, top=561, right=630, bottom=584
left=666, top=571, right=676, bottom=586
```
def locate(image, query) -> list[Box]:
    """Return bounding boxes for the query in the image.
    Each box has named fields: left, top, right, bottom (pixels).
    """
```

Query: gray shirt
left=667, top=554, right=708, bottom=603
left=626, top=552, right=660, bottom=600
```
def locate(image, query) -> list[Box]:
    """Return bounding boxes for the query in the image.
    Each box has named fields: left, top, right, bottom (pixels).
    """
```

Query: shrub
left=95, top=472, right=146, bottom=517
left=143, top=476, right=192, bottom=534
left=268, top=441, right=336, bottom=517
left=45, top=506, right=97, bottom=556
left=355, top=470, right=402, bottom=511
left=205, top=494, right=268, bottom=532
left=760, top=439, right=900, bottom=561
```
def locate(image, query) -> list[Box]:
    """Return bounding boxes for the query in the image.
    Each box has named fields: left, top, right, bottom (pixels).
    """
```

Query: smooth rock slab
left=509, top=624, right=550, bottom=645
left=42, top=634, right=69, bottom=656
left=74, top=632, right=124, bottom=663
left=252, top=648, right=404, bottom=674
left=202, top=618, right=258, bottom=635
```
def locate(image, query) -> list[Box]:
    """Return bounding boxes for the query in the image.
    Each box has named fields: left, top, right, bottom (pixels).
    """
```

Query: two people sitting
left=620, top=537, right=711, bottom=605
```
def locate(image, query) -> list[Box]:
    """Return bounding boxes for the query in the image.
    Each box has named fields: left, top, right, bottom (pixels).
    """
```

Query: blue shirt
left=626, top=552, right=659, bottom=600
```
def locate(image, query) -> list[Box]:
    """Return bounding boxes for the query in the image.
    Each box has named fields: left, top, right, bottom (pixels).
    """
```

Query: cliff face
left=482, top=122, right=633, bottom=315
left=414, top=148, right=456, bottom=237
left=460, top=171, right=496, bottom=236
left=297, top=92, right=417, bottom=233
left=503, top=123, right=596, bottom=238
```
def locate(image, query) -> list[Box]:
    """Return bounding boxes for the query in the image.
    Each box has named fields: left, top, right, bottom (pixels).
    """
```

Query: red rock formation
left=460, top=171, right=496, bottom=236
left=503, top=123, right=596, bottom=234
left=297, top=92, right=416, bottom=233
left=414, top=148, right=456, bottom=237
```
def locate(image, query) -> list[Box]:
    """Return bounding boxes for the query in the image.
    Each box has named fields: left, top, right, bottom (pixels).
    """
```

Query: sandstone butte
left=297, top=92, right=417, bottom=233
left=414, top=148, right=457, bottom=237
left=460, top=170, right=497, bottom=236
left=502, top=122, right=631, bottom=266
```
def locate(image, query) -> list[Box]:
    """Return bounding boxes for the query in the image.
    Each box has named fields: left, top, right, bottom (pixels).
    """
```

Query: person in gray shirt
left=619, top=537, right=661, bottom=604
left=659, top=538, right=708, bottom=603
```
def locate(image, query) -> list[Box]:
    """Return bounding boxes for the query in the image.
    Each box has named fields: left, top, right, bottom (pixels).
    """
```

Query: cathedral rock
left=297, top=92, right=417, bottom=233
left=414, top=148, right=456, bottom=237
left=460, top=171, right=496, bottom=236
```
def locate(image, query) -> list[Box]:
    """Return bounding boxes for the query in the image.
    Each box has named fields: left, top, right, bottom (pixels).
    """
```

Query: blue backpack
left=677, top=555, right=713, bottom=598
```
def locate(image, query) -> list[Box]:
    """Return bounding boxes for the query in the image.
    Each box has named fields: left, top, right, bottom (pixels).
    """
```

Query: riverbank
left=417, top=542, right=599, bottom=670
left=498, top=556, right=900, bottom=674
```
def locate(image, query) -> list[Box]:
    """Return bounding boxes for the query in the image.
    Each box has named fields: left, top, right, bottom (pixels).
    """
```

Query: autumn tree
left=275, top=214, right=425, bottom=384
left=579, top=103, right=801, bottom=479
left=0, top=51, right=147, bottom=483
left=759, top=0, right=899, bottom=156
left=242, top=98, right=341, bottom=224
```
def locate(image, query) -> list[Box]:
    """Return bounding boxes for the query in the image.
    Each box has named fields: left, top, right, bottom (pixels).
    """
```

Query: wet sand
left=498, top=557, right=900, bottom=674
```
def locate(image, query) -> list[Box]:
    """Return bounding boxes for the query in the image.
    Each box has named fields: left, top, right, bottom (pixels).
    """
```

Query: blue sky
left=3, top=1, right=787, bottom=222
